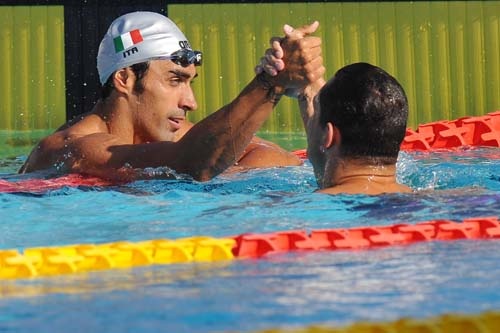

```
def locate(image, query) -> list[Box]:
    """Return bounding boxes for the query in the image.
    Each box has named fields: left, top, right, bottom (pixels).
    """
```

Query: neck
left=94, top=97, right=136, bottom=144
left=319, top=158, right=409, bottom=195
left=334, top=162, right=397, bottom=185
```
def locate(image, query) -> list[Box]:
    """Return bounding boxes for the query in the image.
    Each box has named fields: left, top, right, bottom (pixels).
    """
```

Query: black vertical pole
left=64, top=1, right=167, bottom=121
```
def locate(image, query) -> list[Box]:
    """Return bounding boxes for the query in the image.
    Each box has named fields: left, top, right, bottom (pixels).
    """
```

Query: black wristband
left=256, top=72, right=284, bottom=105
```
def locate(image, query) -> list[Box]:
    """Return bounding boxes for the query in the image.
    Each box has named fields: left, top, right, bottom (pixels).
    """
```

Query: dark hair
left=100, top=62, right=150, bottom=100
left=318, top=62, right=408, bottom=163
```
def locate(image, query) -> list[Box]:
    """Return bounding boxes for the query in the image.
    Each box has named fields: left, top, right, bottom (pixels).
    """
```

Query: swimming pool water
left=1, top=146, right=500, bottom=332
left=1, top=241, right=500, bottom=333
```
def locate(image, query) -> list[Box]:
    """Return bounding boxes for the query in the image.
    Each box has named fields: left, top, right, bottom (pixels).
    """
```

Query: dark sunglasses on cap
left=170, top=49, right=203, bottom=67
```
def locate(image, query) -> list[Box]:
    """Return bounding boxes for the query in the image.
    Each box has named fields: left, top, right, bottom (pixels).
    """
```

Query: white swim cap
left=97, top=11, right=195, bottom=85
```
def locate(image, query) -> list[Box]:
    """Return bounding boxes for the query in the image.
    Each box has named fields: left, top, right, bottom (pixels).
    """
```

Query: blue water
left=1, top=147, right=500, bottom=332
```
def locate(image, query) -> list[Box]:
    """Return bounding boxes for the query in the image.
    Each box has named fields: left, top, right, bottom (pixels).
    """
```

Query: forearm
left=297, top=78, right=326, bottom=139
left=176, top=75, right=281, bottom=180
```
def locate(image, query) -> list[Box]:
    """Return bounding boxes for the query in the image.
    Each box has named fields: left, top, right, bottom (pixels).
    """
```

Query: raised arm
left=175, top=32, right=324, bottom=180
left=256, top=22, right=326, bottom=152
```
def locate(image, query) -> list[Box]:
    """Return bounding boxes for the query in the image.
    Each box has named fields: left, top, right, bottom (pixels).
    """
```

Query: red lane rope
left=402, top=111, right=500, bottom=151
left=293, top=111, right=500, bottom=160
left=230, top=217, right=500, bottom=258
left=0, top=174, right=113, bottom=193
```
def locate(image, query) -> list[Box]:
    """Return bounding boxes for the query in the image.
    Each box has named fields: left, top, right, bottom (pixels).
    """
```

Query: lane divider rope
left=243, top=310, right=500, bottom=333
left=293, top=111, right=500, bottom=160
left=1, top=216, right=500, bottom=279
left=0, top=174, right=114, bottom=193
left=231, top=216, right=500, bottom=258
left=402, top=111, right=500, bottom=151
left=0, top=237, right=236, bottom=279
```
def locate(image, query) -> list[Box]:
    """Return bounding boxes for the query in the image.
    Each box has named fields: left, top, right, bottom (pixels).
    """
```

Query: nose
left=180, top=85, right=198, bottom=112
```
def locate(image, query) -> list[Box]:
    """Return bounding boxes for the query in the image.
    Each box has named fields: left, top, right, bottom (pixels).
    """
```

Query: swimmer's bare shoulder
left=236, top=137, right=302, bottom=168
left=19, top=113, right=110, bottom=173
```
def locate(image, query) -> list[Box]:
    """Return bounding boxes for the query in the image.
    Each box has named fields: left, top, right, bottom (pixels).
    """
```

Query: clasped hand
left=256, top=21, right=325, bottom=96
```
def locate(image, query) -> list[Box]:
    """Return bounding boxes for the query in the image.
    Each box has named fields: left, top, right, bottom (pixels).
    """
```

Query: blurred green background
left=0, top=2, right=499, bottom=156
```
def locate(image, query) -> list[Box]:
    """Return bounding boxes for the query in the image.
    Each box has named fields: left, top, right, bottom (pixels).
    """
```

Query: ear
left=324, top=122, right=337, bottom=149
left=112, top=68, right=134, bottom=95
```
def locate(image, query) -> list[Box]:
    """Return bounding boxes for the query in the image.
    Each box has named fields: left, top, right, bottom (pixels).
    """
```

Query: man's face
left=131, top=59, right=198, bottom=143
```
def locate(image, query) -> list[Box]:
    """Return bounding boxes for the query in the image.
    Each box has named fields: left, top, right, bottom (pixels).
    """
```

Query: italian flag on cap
left=113, top=29, right=143, bottom=53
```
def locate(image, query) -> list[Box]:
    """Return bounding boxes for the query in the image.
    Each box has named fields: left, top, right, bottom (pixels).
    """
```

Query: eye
left=169, top=77, right=181, bottom=86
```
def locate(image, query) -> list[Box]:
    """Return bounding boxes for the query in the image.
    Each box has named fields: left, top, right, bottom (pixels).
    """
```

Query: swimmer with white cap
left=20, top=11, right=325, bottom=181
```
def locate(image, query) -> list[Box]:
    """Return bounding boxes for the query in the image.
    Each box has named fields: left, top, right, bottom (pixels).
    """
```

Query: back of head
left=319, top=62, right=408, bottom=163
left=97, top=11, right=194, bottom=85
